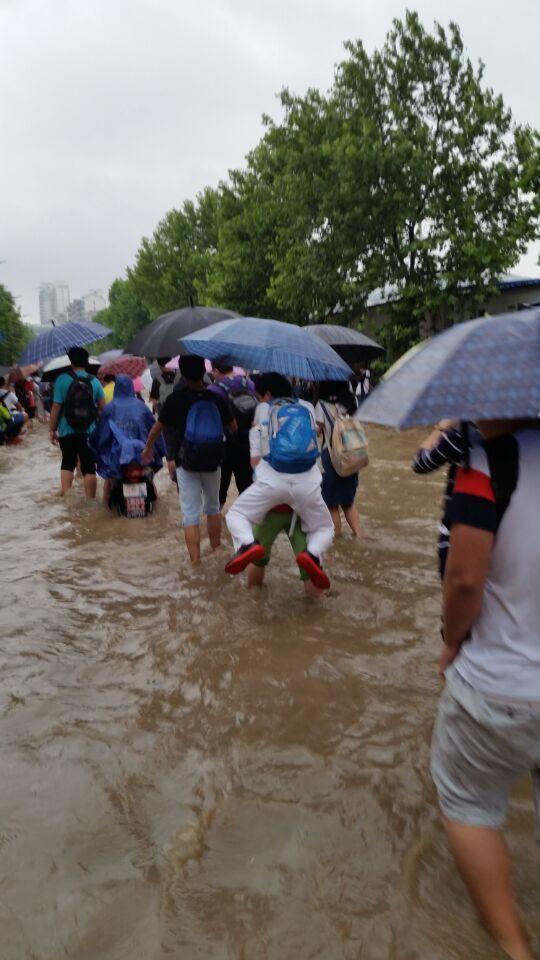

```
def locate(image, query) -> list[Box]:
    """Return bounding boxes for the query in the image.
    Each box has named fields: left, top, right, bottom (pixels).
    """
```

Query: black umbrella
left=305, top=324, right=385, bottom=363
left=124, top=305, right=242, bottom=359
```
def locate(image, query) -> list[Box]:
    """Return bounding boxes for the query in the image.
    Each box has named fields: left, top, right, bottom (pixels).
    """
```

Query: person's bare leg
left=60, top=469, right=74, bottom=495
left=330, top=507, right=342, bottom=536
left=206, top=513, right=221, bottom=550
left=83, top=474, right=97, bottom=499
left=445, top=820, right=533, bottom=960
left=247, top=564, right=265, bottom=588
left=184, top=525, right=201, bottom=563
left=343, top=504, right=362, bottom=537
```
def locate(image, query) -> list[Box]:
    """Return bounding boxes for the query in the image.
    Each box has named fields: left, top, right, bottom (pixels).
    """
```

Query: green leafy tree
left=93, top=277, right=150, bottom=349
left=203, top=158, right=287, bottom=319
left=0, top=284, right=30, bottom=365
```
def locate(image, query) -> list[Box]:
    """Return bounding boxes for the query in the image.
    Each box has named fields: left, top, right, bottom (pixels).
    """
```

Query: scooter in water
left=108, top=463, right=157, bottom=518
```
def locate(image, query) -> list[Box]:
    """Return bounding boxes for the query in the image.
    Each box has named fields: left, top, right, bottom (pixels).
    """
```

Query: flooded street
left=1, top=425, right=537, bottom=960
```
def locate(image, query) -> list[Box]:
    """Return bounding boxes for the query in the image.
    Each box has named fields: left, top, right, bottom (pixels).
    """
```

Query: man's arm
left=141, top=420, right=164, bottom=463
left=441, top=523, right=494, bottom=675
left=49, top=401, right=63, bottom=442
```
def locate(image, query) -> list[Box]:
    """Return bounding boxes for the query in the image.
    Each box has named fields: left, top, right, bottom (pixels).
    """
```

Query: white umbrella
left=41, top=355, right=101, bottom=382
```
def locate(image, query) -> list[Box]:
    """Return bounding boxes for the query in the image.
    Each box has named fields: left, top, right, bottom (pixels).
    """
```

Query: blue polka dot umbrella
left=19, top=320, right=112, bottom=366
left=181, top=316, right=352, bottom=381
left=359, top=308, right=540, bottom=428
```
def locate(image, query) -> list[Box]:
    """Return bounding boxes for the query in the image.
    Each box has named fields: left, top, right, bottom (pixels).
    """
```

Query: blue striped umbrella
left=19, top=320, right=112, bottom=365
left=359, top=308, right=540, bottom=428
left=181, top=317, right=352, bottom=381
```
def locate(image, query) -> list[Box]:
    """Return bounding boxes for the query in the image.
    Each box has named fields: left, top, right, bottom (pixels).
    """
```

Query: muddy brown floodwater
left=0, top=424, right=538, bottom=960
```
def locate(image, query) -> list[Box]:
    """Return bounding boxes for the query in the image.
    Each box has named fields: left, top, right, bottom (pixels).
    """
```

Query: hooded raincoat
left=90, top=374, right=164, bottom=478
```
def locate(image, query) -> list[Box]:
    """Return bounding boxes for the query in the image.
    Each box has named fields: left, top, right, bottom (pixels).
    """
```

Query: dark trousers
left=220, top=435, right=253, bottom=506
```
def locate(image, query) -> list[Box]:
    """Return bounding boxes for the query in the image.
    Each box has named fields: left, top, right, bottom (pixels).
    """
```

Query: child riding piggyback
left=224, top=372, right=334, bottom=589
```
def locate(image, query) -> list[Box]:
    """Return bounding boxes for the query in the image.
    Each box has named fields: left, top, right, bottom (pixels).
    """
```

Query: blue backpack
left=266, top=399, right=319, bottom=473
left=180, top=399, right=225, bottom=472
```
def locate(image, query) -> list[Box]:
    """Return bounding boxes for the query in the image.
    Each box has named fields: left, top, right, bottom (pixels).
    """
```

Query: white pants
left=226, top=460, right=334, bottom=560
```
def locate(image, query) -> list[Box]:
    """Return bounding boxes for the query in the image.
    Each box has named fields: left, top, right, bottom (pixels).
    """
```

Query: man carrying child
left=224, top=373, right=334, bottom=590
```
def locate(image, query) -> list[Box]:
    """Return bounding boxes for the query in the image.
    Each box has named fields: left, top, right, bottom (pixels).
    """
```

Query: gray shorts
left=431, top=664, right=540, bottom=830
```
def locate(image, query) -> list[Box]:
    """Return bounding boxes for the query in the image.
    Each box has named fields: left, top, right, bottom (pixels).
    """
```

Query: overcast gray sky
left=2, top=0, right=539, bottom=324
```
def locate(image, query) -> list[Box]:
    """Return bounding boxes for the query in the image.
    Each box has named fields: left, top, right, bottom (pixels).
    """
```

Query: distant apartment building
left=38, top=280, right=70, bottom=324
left=66, top=299, right=86, bottom=324
left=38, top=282, right=56, bottom=325
left=39, top=282, right=107, bottom=325
left=82, top=289, right=106, bottom=320
left=55, top=281, right=70, bottom=322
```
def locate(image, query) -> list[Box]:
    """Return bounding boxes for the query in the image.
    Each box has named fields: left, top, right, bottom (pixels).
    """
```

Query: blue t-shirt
left=53, top=370, right=105, bottom=437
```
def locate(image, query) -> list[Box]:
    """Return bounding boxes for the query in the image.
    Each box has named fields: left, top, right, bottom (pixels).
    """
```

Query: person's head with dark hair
left=157, top=357, right=171, bottom=369
left=103, top=373, right=116, bottom=384
left=254, top=372, right=292, bottom=401
left=179, top=354, right=206, bottom=385
left=212, top=359, right=233, bottom=378
left=318, top=379, right=357, bottom=415
left=0, top=377, right=5, bottom=388
left=67, top=346, right=90, bottom=369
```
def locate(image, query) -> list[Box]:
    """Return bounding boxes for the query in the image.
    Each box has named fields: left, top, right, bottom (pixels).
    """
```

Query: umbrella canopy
left=305, top=324, right=385, bottom=362
left=19, top=320, right=112, bottom=366
left=124, top=305, right=241, bottom=359
left=98, top=354, right=147, bottom=378
left=359, top=308, right=540, bottom=428
left=181, top=317, right=353, bottom=381
left=97, top=348, right=123, bottom=365
left=41, top=355, right=101, bottom=383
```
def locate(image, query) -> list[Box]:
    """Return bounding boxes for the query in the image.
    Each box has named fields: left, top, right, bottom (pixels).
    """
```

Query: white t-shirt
left=314, top=399, right=362, bottom=449
left=249, top=398, right=318, bottom=460
left=0, top=390, right=19, bottom=413
left=452, top=430, right=540, bottom=701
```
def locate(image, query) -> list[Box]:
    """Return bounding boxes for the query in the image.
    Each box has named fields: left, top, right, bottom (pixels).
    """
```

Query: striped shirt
left=412, top=427, right=472, bottom=577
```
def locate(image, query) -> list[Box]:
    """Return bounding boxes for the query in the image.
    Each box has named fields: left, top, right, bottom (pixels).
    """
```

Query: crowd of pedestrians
left=8, top=347, right=368, bottom=590
left=0, top=374, right=35, bottom=442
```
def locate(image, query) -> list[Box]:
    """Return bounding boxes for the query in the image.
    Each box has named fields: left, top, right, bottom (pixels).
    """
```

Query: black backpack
left=217, top=378, right=257, bottom=432
left=63, top=371, right=98, bottom=431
